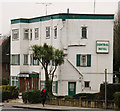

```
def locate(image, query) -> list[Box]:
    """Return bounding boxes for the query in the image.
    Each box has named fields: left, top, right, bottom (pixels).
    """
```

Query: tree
left=114, top=15, right=120, bottom=73
left=31, top=43, right=65, bottom=95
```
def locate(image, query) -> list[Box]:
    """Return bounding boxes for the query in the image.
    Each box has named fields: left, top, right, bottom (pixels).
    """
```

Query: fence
left=46, top=98, right=117, bottom=109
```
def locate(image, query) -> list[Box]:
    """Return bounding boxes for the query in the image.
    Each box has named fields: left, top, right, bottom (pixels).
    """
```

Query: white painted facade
left=10, top=13, right=114, bottom=96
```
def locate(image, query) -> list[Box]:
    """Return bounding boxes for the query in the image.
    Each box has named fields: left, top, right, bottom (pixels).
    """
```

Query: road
left=1, top=103, right=116, bottom=111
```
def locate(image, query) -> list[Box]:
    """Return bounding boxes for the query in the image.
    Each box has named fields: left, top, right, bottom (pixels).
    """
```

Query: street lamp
left=104, top=69, right=107, bottom=109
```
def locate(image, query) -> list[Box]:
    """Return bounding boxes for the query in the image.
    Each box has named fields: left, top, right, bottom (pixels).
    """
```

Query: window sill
left=23, top=64, right=29, bottom=65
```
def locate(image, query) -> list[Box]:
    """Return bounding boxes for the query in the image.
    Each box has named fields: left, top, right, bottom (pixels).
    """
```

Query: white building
left=10, top=13, right=114, bottom=96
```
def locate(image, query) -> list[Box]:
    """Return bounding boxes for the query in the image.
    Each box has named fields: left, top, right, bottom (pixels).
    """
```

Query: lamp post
left=104, top=69, right=107, bottom=109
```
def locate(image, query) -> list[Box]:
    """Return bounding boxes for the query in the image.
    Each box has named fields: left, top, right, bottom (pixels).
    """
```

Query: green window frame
left=76, top=54, right=91, bottom=67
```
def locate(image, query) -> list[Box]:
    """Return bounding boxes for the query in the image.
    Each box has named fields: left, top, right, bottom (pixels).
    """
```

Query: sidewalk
left=2, top=98, right=115, bottom=111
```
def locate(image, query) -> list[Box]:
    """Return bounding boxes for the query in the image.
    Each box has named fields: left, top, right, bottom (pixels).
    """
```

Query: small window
left=30, top=29, right=32, bottom=40
left=81, top=27, right=87, bottom=39
left=24, top=54, right=28, bottom=65
left=84, top=81, right=90, bottom=88
left=54, top=26, right=57, bottom=39
left=30, top=54, right=33, bottom=65
left=46, top=27, right=50, bottom=39
left=24, top=29, right=29, bottom=40
left=35, top=28, right=39, bottom=40
left=11, top=54, right=20, bottom=65
left=12, top=29, right=19, bottom=40
left=81, top=55, right=87, bottom=66
left=76, top=54, right=91, bottom=67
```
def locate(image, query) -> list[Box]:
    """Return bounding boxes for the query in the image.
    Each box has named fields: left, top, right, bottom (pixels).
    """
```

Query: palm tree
left=31, top=43, right=65, bottom=95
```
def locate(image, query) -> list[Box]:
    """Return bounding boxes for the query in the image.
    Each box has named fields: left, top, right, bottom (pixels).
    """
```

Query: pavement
left=1, top=98, right=115, bottom=111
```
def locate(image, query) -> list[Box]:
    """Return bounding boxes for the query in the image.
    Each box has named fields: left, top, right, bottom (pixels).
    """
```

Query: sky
left=0, top=0, right=119, bottom=35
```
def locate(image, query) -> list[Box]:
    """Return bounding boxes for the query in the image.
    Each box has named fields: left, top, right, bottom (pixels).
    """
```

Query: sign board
left=18, top=74, right=29, bottom=78
left=96, top=41, right=109, bottom=54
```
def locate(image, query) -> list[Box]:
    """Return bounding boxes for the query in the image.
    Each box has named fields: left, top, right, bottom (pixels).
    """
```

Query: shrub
left=22, top=90, right=41, bottom=104
left=2, top=90, right=11, bottom=102
left=100, top=83, right=120, bottom=100
left=114, top=92, right=120, bottom=109
left=1, top=85, right=19, bottom=101
left=2, top=78, right=9, bottom=85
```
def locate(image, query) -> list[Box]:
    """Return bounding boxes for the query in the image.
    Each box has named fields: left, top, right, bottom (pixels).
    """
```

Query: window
left=30, top=29, right=32, bottom=40
left=5, top=64, right=9, bottom=72
left=11, top=54, right=20, bottom=65
left=24, top=54, right=28, bottom=65
left=54, top=26, right=57, bottom=39
left=76, top=54, right=91, bottom=67
left=30, top=54, right=33, bottom=65
left=81, top=27, right=87, bottom=39
left=46, top=27, right=50, bottom=39
left=12, top=29, right=19, bottom=40
left=11, top=76, right=18, bottom=87
left=24, top=29, right=29, bottom=39
left=41, top=81, right=45, bottom=90
left=84, top=81, right=90, bottom=88
left=53, top=81, right=58, bottom=93
left=33, top=59, right=39, bottom=65
left=35, top=28, right=39, bottom=39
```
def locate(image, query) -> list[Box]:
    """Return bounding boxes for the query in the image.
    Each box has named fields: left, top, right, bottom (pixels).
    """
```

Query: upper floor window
left=12, top=29, right=19, bottom=40
left=24, top=29, right=29, bottom=40
left=46, top=27, right=50, bottom=39
left=81, top=27, right=87, bottom=39
left=30, top=29, right=32, bottom=40
left=54, top=26, right=57, bottom=39
left=76, top=54, right=91, bottom=67
left=11, top=54, right=20, bottom=65
left=24, top=54, right=28, bottom=65
left=35, top=28, right=39, bottom=40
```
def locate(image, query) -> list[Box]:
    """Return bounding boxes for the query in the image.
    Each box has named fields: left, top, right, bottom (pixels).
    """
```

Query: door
left=68, top=82, right=76, bottom=96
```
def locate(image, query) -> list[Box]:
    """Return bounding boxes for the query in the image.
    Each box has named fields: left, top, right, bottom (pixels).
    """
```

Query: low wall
left=46, top=98, right=117, bottom=109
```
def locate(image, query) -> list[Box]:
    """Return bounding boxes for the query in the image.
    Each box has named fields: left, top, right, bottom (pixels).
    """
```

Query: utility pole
left=94, top=0, right=96, bottom=14
left=104, top=69, right=107, bottom=109
left=36, top=2, right=52, bottom=15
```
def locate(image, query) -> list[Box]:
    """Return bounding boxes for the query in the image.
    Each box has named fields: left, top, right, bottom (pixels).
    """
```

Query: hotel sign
left=96, top=41, right=109, bottom=54
left=18, top=74, right=29, bottom=78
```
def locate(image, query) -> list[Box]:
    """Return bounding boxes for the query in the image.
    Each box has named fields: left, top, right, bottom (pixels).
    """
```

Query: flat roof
left=11, top=13, right=114, bottom=24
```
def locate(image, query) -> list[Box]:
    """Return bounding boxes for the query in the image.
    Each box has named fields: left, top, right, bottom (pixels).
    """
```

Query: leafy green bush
left=100, top=83, right=120, bottom=100
left=114, top=92, right=120, bottom=109
left=2, top=78, right=9, bottom=85
left=2, top=91, right=11, bottom=102
left=1, top=85, right=19, bottom=101
left=22, top=90, right=41, bottom=104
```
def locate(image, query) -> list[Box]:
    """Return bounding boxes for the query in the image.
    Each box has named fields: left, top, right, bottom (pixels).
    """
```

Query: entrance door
left=68, top=82, right=76, bottom=96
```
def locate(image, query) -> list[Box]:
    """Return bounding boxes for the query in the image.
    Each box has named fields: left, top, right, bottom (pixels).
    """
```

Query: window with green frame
left=76, top=54, right=91, bottom=67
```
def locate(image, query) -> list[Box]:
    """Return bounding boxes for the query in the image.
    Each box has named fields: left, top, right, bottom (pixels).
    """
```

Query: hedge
left=100, top=83, right=120, bottom=100
left=114, top=92, right=120, bottom=109
left=1, top=85, right=19, bottom=101
left=22, top=90, right=41, bottom=104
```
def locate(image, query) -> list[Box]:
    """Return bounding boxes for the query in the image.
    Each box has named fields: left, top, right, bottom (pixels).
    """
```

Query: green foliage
left=2, top=78, right=9, bottom=85
left=100, top=83, right=120, bottom=100
left=31, top=43, right=65, bottom=94
left=1, top=85, right=18, bottom=101
left=63, top=93, right=99, bottom=100
left=2, top=90, right=11, bottom=102
left=22, top=90, right=41, bottom=104
left=114, top=92, right=120, bottom=109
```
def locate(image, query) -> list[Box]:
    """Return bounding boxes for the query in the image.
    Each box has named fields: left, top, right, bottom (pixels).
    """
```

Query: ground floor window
left=84, top=81, right=90, bottom=88
left=53, top=81, right=58, bottom=93
left=11, top=76, right=18, bottom=87
left=40, top=81, right=45, bottom=90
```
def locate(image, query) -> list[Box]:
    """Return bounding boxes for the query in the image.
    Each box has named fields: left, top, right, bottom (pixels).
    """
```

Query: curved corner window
left=12, top=29, right=19, bottom=40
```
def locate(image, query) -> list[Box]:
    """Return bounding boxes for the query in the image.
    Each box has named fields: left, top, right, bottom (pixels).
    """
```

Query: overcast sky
left=0, top=0, right=119, bottom=35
